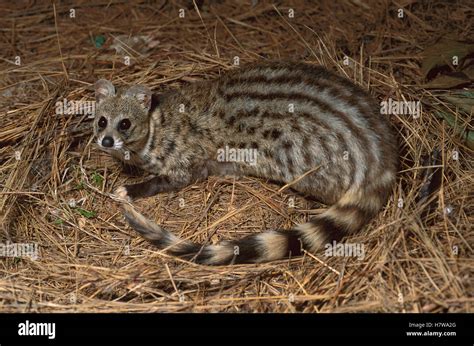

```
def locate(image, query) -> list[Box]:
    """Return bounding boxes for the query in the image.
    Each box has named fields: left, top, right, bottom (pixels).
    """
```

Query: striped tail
left=120, top=187, right=386, bottom=265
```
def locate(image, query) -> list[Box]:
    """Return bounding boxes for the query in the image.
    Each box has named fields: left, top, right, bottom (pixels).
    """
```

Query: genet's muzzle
left=102, top=136, right=114, bottom=148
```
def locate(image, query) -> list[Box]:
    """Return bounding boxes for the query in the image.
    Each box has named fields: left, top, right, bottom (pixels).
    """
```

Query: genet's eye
left=119, top=119, right=131, bottom=130
left=98, top=117, right=107, bottom=128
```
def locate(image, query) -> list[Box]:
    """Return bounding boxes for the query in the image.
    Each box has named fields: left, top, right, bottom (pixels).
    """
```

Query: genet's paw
left=113, top=186, right=132, bottom=202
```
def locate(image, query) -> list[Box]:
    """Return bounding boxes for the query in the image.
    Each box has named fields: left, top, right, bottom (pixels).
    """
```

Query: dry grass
left=0, top=0, right=472, bottom=313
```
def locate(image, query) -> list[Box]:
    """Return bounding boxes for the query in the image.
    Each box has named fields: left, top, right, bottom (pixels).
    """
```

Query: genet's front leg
left=122, top=175, right=185, bottom=200
left=114, top=164, right=210, bottom=201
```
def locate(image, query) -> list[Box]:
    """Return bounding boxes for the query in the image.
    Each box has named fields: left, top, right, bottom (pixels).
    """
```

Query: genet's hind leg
left=205, top=160, right=243, bottom=178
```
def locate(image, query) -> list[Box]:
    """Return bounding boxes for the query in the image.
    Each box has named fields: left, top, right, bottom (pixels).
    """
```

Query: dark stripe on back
left=221, top=89, right=372, bottom=183
left=304, top=113, right=356, bottom=187
left=224, top=64, right=375, bottom=132
left=222, top=64, right=380, bottom=175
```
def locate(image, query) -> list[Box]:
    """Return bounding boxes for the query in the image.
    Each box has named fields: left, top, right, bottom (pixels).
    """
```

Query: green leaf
left=91, top=172, right=104, bottom=187
left=441, top=95, right=474, bottom=114
left=93, top=35, right=106, bottom=48
left=76, top=208, right=96, bottom=219
left=53, top=218, right=64, bottom=225
left=459, top=90, right=474, bottom=98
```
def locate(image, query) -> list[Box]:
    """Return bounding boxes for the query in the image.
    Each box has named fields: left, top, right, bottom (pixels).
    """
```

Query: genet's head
left=93, top=79, right=152, bottom=154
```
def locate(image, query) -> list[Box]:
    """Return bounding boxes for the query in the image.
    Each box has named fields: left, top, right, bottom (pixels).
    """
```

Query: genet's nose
left=102, top=136, right=114, bottom=148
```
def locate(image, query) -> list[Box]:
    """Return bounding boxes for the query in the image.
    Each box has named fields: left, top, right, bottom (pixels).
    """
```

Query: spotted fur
left=94, top=61, right=398, bottom=265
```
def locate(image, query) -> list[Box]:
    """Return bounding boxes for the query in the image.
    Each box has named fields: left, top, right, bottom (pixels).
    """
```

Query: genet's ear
left=125, top=85, right=152, bottom=112
left=95, top=79, right=116, bottom=105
